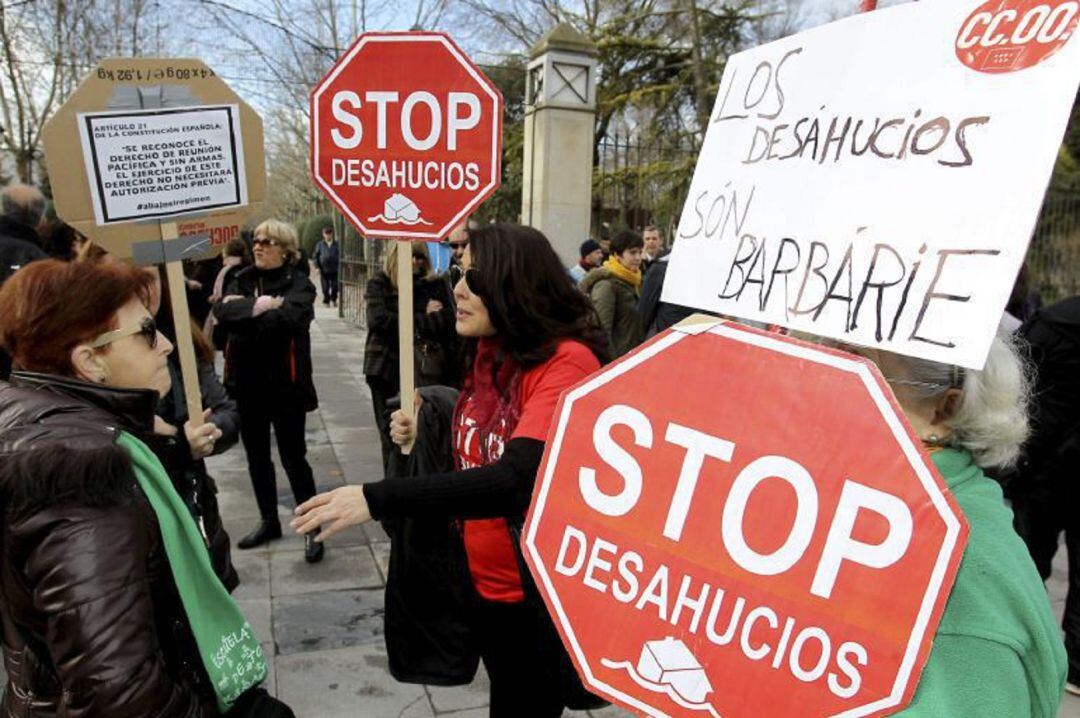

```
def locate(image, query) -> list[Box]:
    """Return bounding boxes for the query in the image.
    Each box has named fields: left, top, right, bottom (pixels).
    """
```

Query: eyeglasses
left=885, top=367, right=966, bottom=392
left=252, top=237, right=279, bottom=248
left=449, top=265, right=484, bottom=296
left=90, top=317, right=158, bottom=350
left=448, top=240, right=469, bottom=251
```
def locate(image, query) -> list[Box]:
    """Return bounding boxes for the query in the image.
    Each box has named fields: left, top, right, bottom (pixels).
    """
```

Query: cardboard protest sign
left=522, top=319, right=968, bottom=718
left=662, top=0, right=1080, bottom=369
left=43, top=58, right=266, bottom=426
left=43, top=58, right=265, bottom=261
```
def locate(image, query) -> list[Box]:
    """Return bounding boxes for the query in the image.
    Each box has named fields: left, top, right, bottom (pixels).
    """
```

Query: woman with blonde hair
left=363, top=240, right=455, bottom=470
left=211, top=219, right=323, bottom=562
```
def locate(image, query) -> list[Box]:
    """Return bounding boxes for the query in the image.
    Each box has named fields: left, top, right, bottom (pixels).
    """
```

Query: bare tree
left=0, top=0, right=173, bottom=184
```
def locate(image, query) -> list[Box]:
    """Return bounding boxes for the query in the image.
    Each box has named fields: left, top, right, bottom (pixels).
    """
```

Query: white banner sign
left=663, top=0, right=1080, bottom=368
left=77, top=104, right=248, bottom=225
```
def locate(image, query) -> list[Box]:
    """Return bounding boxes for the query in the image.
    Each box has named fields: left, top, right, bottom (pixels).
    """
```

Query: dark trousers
left=471, top=598, right=565, bottom=718
left=1009, top=468, right=1080, bottom=681
left=320, top=272, right=338, bottom=304
left=366, top=376, right=397, bottom=473
left=238, top=400, right=317, bottom=522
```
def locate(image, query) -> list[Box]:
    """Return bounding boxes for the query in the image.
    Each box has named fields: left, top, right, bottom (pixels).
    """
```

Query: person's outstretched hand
left=292, top=486, right=371, bottom=540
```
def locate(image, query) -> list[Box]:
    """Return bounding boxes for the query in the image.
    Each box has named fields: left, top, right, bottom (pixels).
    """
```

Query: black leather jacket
left=0, top=373, right=215, bottom=717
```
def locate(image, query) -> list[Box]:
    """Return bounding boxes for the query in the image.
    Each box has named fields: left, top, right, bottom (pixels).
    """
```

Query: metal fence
left=339, top=234, right=386, bottom=329
left=591, top=130, right=699, bottom=237
left=1028, top=186, right=1080, bottom=304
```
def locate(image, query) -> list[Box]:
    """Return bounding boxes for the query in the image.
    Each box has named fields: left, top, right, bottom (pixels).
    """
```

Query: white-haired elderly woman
left=212, top=219, right=323, bottom=563
left=851, top=334, right=1067, bottom=717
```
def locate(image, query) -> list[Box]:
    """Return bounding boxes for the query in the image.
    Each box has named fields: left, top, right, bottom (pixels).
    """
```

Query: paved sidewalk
left=208, top=305, right=1078, bottom=718
left=208, top=305, right=633, bottom=717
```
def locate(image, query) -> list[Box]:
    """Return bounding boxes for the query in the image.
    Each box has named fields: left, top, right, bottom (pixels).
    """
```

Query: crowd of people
left=0, top=178, right=1078, bottom=717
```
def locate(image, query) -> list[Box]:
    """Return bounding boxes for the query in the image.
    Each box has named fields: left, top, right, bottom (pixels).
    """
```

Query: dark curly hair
left=465, top=223, right=609, bottom=369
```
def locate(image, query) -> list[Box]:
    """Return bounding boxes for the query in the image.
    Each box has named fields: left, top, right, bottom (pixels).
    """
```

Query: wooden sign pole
left=162, top=221, right=205, bottom=427
left=398, top=242, right=416, bottom=455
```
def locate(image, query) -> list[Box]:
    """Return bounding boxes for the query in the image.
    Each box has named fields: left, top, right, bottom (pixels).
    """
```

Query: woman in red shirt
left=293, top=224, right=608, bottom=716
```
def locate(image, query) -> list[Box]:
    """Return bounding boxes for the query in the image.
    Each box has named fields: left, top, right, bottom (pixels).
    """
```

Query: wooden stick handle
left=398, top=243, right=416, bottom=455
left=162, top=222, right=205, bottom=428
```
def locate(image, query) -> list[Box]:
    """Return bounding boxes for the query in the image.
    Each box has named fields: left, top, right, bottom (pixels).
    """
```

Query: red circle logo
left=956, top=0, right=1079, bottom=72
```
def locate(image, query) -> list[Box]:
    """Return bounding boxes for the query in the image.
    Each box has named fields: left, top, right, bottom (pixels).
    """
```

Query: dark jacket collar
left=0, top=216, right=40, bottom=246
left=9, top=371, right=159, bottom=434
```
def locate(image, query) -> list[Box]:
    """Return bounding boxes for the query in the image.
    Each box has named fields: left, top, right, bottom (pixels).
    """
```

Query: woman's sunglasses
left=252, top=237, right=280, bottom=248
left=449, top=265, right=484, bottom=296
left=90, top=317, right=159, bottom=350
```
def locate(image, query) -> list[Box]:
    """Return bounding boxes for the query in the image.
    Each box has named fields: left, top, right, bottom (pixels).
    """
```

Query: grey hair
left=1, top=184, right=46, bottom=227
left=895, top=332, right=1033, bottom=469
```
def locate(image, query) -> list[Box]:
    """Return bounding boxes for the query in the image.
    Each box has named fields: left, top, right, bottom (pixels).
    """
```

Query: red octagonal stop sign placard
left=311, top=32, right=502, bottom=239
left=523, top=321, right=969, bottom=718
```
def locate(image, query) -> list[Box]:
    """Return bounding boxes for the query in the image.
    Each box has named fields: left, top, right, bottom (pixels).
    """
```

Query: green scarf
left=117, top=431, right=267, bottom=712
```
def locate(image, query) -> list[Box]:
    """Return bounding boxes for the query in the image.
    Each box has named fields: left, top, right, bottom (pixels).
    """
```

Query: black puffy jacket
left=0, top=373, right=215, bottom=717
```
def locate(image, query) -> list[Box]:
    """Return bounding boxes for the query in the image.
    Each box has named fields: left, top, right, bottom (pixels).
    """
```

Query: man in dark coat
left=0, top=184, right=48, bottom=380
left=1006, top=296, right=1080, bottom=691
left=312, top=226, right=340, bottom=306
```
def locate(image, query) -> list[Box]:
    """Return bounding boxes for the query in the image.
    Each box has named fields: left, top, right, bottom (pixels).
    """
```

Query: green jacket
left=580, top=267, right=644, bottom=358
left=899, top=449, right=1066, bottom=717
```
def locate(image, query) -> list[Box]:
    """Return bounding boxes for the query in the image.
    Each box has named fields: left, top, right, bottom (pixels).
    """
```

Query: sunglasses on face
left=448, top=241, right=468, bottom=251
left=252, top=237, right=280, bottom=248
left=449, top=265, right=484, bottom=296
left=90, top=317, right=159, bottom=350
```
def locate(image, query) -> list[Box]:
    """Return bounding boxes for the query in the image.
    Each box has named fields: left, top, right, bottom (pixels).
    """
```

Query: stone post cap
left=530, top=22, right=597, bottom=59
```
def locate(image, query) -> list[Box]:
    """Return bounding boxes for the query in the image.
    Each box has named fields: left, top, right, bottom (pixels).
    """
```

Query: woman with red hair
left=0, top=260, right=291, bottom=717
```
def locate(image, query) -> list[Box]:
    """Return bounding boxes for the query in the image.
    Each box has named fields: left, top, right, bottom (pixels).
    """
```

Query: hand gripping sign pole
left=310, top=32, right=503, bottom=455
left=397, top=245, right=416, bottom=453
left=43, top=58, right=265, bottom=426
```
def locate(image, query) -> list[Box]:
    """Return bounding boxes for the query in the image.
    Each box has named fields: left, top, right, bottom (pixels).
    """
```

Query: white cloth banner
left=77, top=104, right=248, bottom=225
left=663, top=0, right=1080, bottom=368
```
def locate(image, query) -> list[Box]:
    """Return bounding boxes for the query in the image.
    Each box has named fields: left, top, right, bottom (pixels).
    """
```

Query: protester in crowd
left=293, top=224, right=609, bottom=717
left=38, top=218, right=88, bottom=261
left=363, top=241, right=457, bottom=470
left=569, top=239, right=603, bottom=283
left=205, top=236, right=254, bottom=348
left=152, top=267, right=241, bottom=591
left=185, top=255, right=222, bottom=327
left=597, top=221, right=612, bottom=260
left=0, top=183, right=48, bottom=380
left=0, top=259, right=292, bottom=717
left=0, top=183, right=47, bottom=283
left=313, top=225, right=340, bottom=307
left=849, top=335, right=1066, bottom=716
left=580, top=229, right=645, bottom=357
left=212, top=219, right=322, bottom=563
left=637, top=252, right=718, bottom=338
left=1004, top=295, right=1080, bottom=694
left=641, top=224, right=664, bottom=275
left=446, top=220, right=470, bottom=269
left=295, top=243, right=311, bottom=277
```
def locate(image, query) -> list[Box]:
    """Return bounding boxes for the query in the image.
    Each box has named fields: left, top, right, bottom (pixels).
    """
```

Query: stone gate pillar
left=521, top=23, right=598, bottom=266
